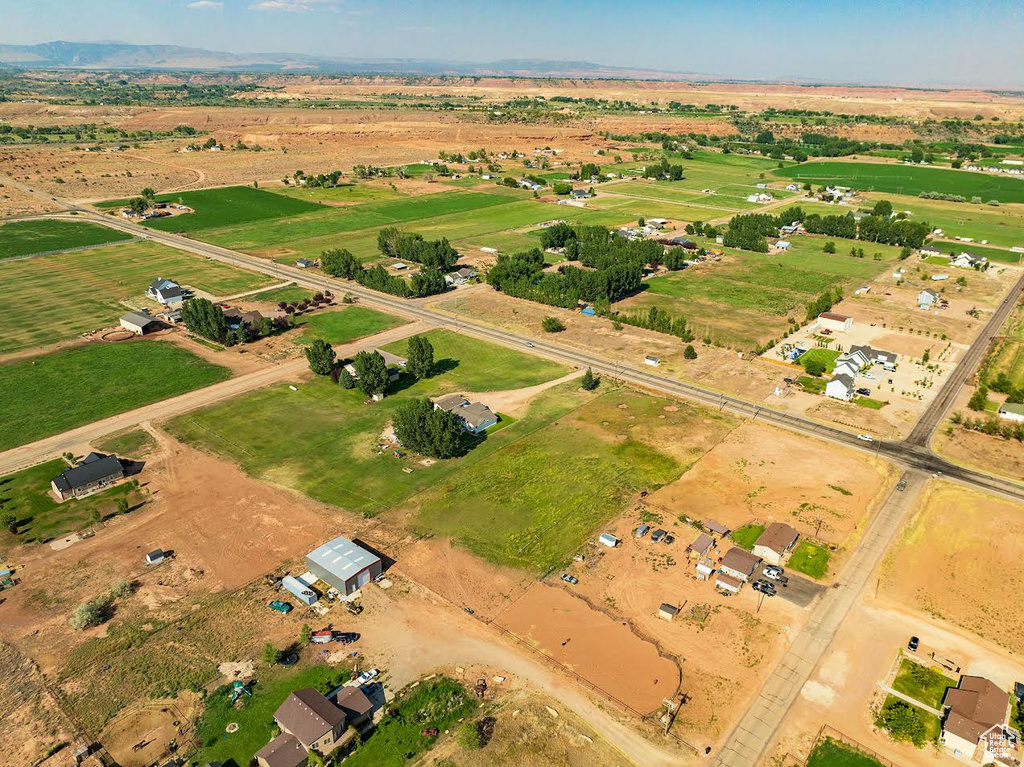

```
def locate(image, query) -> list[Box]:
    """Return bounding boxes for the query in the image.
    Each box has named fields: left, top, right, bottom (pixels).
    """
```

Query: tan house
left=941, top=676, right=1011, bottom=762
left=274, top=688, right=348, bottom=755
left=753, top=523, right=800, bottom=566
left=687, top=533, right=714, bottom=560
left=256, top=732, right=307, bottom=767
left=719, top=547, right=762, bottom=582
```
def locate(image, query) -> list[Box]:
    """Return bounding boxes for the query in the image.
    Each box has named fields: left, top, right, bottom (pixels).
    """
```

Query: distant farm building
left=817, top=312, right=853, bottom=333
left=306, top=536, right=382, bottom=597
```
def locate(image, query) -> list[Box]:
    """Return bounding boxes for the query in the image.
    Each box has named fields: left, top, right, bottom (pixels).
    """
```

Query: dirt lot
left=647, top=422, right=894, bottom=557
left=99, top=691, right=202, bottom=767
left=492, top=583, right=681, bottom=715
left=879, top=481, right=1024, bottom=656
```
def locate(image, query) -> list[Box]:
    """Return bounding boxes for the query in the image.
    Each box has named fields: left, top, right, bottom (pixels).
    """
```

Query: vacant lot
left=166, top=331, right=569, bottom=518
left=0, top=458, right=142, bottom=542
left=879, top=482, right=1024, bottom=655
left=294, top=305, right=408, bottom=346
left=0, top=341, right=230, bottom=450
left=0, top=238, right=273, bottom=354
left=0, top=218, right=132, bottom=259
left=0, top=641, right=76, bottom=767
left=982, top=299, right=1024, bottom=390
left=776, top=161, right=1024, bottom=203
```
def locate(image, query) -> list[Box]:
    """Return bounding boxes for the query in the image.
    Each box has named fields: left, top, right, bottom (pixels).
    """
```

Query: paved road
left=713, top=472, right=926, bottom=767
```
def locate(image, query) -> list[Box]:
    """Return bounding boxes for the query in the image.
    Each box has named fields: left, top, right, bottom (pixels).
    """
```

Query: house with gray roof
left=433, top=394, right=499, bottom=434
left=51, top=453, right=124, bottom=501
left=147, top=278, right=183, bottom=305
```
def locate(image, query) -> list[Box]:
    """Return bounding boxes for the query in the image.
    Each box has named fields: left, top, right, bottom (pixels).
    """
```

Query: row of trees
left=642, top=158, right=684, bottom=180
left=180, top=297, right=276, bottom=346
left=805, top=287, right=845, bottom=321
left=376, top=227, right=460, bottom=272
left=292, top=169, right=344, bottom=188
left=306, top=335, right=436, bottom=402
left=613, top=305, right=694, bottom=342
left=320, top=248, right=446, bottom=298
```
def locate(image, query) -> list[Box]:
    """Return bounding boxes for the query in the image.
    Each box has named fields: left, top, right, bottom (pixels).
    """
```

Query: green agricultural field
left=0, top=239, right=273, bottom=354
left=272, top=181, right=404, bottom=204
left=617, top=239, right=890, bottom=349
left=0, top=459, right=141, bottom=543
left=0, top=341, right=230, bottom=450
left=244, top=283, right=314, bottom=305
left=776, top=161, right=1024, bottom=204
left=166, top=331, right=569, bottom=518
left=0, top=219, right=132, bottom=260
left=294, top=306, right=407, bottom=345
left=982, top=301, right=1024, bottom=390
left=807, top=738, right=885, bottom=767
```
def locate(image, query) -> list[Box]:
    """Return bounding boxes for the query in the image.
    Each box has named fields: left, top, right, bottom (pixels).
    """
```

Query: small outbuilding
left=818, top=312, right=853, bottom=333
left=295, top=258, right=317, bottom=269
left=306, top=536, right=382, bottom=597
left=644, top=355, right=661, bottom=367
left=719, top=547, right=762, bottom=582
left=598, top=533, right=620, bottom=548
left=704, top=520, right=730, bottom=537
left=687, top=533, right=714, bottom=559
left=145, top=549, right=165, bottom=566
left=120, top=311, right=160, bottom=336
left=658, top=603, right=680, bottom=621
left=282, top=574, right=318, bottom=605
left=715, top=573, right=743, bottom=594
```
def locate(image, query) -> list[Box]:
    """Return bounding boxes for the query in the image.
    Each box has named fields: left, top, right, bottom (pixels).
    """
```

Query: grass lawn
left=194, top=664, right=349, bottom=767
left=799, top=376, right=828, bottom=394
left=799, top=347, right=842, bottom=373
left=983, top=302, right=1024, bottom=390
left=245, top=283, right=314, bottom=305
left=730, top=524, right=764, bottom=550
left=294, top=306, right=408, bottom=346
left=807, top=738, right=886, bottom=767
left=0, top=341, right=230, bottom=450
left=166, top=332, right=569, bottom=519
left=0, top=219, right=132, bottom=259
left=787, top=541, right=831, bottom=579
left=853, top=396, right=887, bottom=409
left=0, top=239, right=273, bottom=354
left=94, top=428, right=158, bottom=458
left=892, top=658, right=953, bottom=710
left=344, top=677, right=475, bottom=767
left=0, top=459, right=141, bottom=543
left=878, top=694, right=942, bottom=746
left=776, top=161, right=1024, bottom=204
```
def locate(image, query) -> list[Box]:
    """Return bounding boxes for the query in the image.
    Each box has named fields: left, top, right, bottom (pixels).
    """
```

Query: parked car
left=753, top=580, right=776, bottom=595
left=357, top=669, right=379, bottom=684
left=764, top=565, right=784, bottom=580
left=908, top=636, right=920, bottom=652
left=422, top=728, right=439, bottom=738
left=561, top=574, right=579, bottom=585
left=651, top=529, right=668, bottom=543
left=268, top=600, right=293, bottom=614
left=635, top=524, right=650, bottom=539
left=783, top=377, right=793, bottom=384
left=333, top=631, right=360, bottom=644
left=863, top=372, right=876, bottom=380
left=856, top=388, right=872, bottom=396
left=663, top=534, right=675, bottom=545
left=897, top=480, right=907, bottom=491
left=856, top=434, right=874, bottom=442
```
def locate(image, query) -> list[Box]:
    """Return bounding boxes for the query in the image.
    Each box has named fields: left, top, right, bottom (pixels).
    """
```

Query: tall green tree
left=393, top=398, right=464, bottom=458
left=305, top=339, right=336, bottom=375
left=180, top=297, right=228, bottom=342
left=353, top=351, right=389, bottom=398
left=406, top=335, right=435, bottom=379
left=581, top=367, right=598, bottom=390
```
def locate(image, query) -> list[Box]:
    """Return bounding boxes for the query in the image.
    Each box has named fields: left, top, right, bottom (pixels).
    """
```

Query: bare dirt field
left=99, top=691, right=202, bottom=767
left=933, top=419, right=1024, bottom=481
left=879, top=481, right=1024, bottom=655
left=647, top=423, right=894, bottom=556
left=492, top=583, right=681, bottom=715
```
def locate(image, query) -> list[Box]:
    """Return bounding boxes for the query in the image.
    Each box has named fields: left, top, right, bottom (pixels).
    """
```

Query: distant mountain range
left=0, top=40, right=716, bottom=80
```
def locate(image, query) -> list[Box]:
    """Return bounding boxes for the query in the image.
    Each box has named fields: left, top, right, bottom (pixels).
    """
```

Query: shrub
left=69, top=601, right=103, bottom=630
left=684, top=345, right=697, bottom=360
left=542, top=316, right=566, bottom=333
left=876, top=699, right=928, bottom=747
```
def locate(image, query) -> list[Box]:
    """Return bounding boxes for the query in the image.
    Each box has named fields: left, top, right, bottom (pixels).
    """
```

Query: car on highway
left=908, top=636, right=920, bottom=652
left=525, top=342, right=535, bottom=348
left=897, top=480, right=907, bottom=491
left=753, top=580, right=776, bottom=595
left=764, top=565, right=784, bottom=580
left=357, top=669, right=379, bottom=685
left=856, top=434, right=874, bottom=442
left=560, top=574, right=579, bottom=585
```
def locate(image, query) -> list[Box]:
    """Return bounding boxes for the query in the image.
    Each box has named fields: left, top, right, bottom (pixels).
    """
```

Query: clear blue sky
left=2, top=0, right=1022, bottom=89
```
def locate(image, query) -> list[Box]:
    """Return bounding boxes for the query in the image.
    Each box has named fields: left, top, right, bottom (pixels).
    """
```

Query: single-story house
left=775, top=240, right=792, bottom=251
left=295, top=258, right=317, bottom=269
left=644, top=355, right=661, bottom=367
left=658, top=604, right=679, bottom=621
left=818, top=312, right=853, bottom=333
left=256, top=732, right=308, bottom=767
left=274, top=688, right=348, bottom=754
left=715, top=572, right=743, bottom=594
left=120, top=311, right=160, bottom=336
left=433, top=393, right=498, bottom=434
left=920, top=245, right=943, bottom=258
left=223, top=308, right=265, bottom=329
left=825, top=373, right=855, bottom=401
left=147, top=278, right=183, bottom=305
left=570, top=189, right=591, bottom=200
left=51, top=453, right=124, bottom=501
left=849, top=344, right=897, bottom=369
left=951, top=251, right=987, bottom=269
left=753, top=523, right=799, bottom=566
left=918, top=288, right=940, bottom=309
left=941, top=676, right=1010, bottom=761
left=687, top=533, right=714, bottom=559
left=719, top=547, right=762, bottom=582
left=998, top=402, right=1024, bottom=423
left=704, top=520, right=730, bottom=537
left=306, top=536, right=382, bottom=597
left=444, top=267, right=478, bottom=286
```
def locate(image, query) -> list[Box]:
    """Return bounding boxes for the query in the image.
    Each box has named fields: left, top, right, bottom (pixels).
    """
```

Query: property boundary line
left=799, top=724, right=905, bottom=767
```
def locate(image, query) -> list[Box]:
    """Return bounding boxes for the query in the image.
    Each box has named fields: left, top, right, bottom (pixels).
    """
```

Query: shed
left=715, top=573, right=743, bottom=594
left=282, top=574, right=318, bottom=605
left=687, top=533, right=714, bottom=559
left=120, top=311, right=159, bottom=336
left=720, top=547, right=761, bottom=582
left=306, top=536, right=382, bottom=597
left=644, top=355, right=661, bottom=367
left=146, top=549, right=165, bottom=566
left=695, top=562, right=714, bottom=580
left=658, top=604, right=679, bottom=621
left=598, top=533, right=620, bottom=548
left=296, top=258, right=316, bottom=269
left=704, top=520, right=730, bottom=537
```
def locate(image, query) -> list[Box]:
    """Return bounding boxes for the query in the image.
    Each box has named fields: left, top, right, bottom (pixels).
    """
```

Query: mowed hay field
left=616, top=239, right=896, bottom=349
left=0, top=239, right=273, bottom=354
left=0, top=341, right=230, bottom=450
left=879, top=482, right=1024, bottom=654
left=167, top=330, right=570, bottom=519
left=0, top=218, right=132, bottom=260
left=776, top=161, right=1024, bottom=203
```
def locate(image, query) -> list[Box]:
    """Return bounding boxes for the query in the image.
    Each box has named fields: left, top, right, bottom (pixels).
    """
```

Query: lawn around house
left=892, top=658, right=953, bottom=710
left=787, top=541, right=832, bottom=579
left=0, top=341, right=231, bottom=451
left=0, top=459, right=140, bottom=542
left=807, top=737, right=886, bottom=767
left=0, top=219, right=133, bottom=259
left=799, top=347, right=842, bottom=373
left=877, top=694, right=942, bottom=747
left=294, top=306, right=408, bottom=346
left=94, top=428, right=158, bottom=458
left=731, top=524, right=765, bottom=550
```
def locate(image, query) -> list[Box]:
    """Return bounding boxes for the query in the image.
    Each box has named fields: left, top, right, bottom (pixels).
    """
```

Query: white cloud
left=249, top=0, right=337, bottom=10
left=187, top=0, right=224, bottom=8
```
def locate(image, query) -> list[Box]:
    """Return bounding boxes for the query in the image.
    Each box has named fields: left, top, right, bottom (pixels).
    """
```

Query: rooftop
left=307, top=536, right=381, bottom=583
left=943, top=676, right=1008, bottom=744
left=255, top=733, right=307, bottom=767
left=754, top=522, right=799, bottom=555
left=721, top=547, right=761, bottom=575
left=52, top=453, right=122, bottom=493
left=274, top=688, right=346, bottom=746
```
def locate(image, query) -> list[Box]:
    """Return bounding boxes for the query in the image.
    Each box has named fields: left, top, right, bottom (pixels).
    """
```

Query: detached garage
left=120, top=311, right=160, bottom=336
left=305, top=536, right=382, bottom=597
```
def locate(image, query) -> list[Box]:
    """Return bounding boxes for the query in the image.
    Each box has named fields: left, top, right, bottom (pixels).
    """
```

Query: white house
left=951, top=251, right=987, bottom=269
left=818, top=312, right=853, bottom=333
left=997, top=402, right=1024, bottom=423
left=918, top=288, right=939, bottom=309
left=147, top=278, right=183, bottom=305
left=753, top=523, right=799, bottom=566
left=825, top=373, right=855, bottom=401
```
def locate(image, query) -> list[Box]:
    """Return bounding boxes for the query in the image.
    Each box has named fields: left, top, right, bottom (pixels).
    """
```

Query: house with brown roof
left=719, top=548, right=761, bottom=582
left=273, top=688, right=349, bottom=755
left=687, top=533, right=714, bottom=560
left=941, top=675, right=1011, bottom=762
left=256, top=732, right=308, bottom=767
left=753, top=523, right=799, bottom=566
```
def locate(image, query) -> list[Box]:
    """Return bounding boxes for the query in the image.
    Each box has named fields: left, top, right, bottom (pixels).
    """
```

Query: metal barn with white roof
left=305, top=536, right=382, bottom=597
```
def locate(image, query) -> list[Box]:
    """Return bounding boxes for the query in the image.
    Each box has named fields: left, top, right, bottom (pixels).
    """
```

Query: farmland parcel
left=0, top=219, right=132, bottom=260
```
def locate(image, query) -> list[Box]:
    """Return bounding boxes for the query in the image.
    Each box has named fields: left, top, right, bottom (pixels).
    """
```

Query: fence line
left=796, top=724, right=904, bottom=767
left=3, top=236, right=144, bottom=263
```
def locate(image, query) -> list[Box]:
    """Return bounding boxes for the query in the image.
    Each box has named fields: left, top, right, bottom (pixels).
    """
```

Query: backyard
left=891, top=658, right=953, bottom=710
left=806, top=737, right=886, bottom=767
